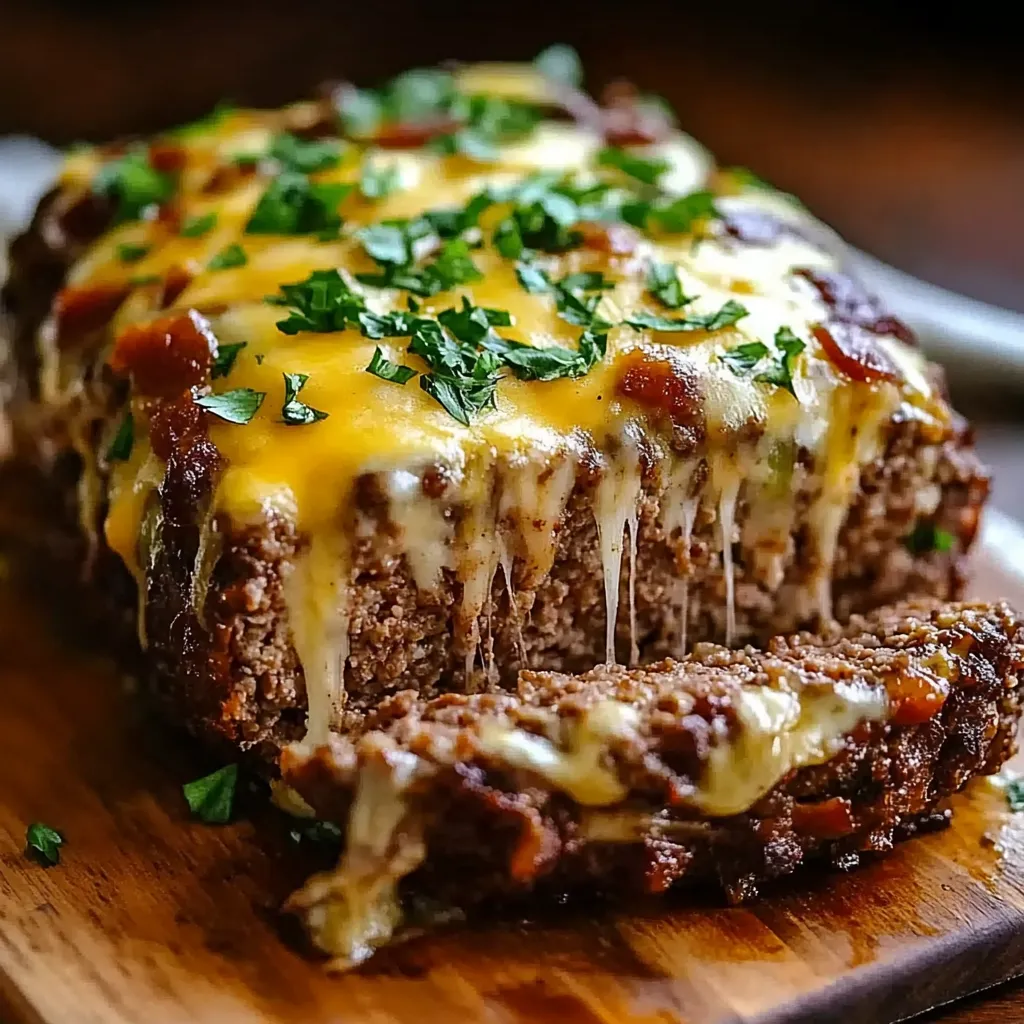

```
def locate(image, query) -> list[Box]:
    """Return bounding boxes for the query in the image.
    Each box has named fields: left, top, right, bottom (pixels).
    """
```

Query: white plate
left=971, top=507, right=1024, bottom=603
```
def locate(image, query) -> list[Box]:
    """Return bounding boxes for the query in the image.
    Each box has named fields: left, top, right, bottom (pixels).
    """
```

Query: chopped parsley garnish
left=553, top=274, right=613, bottom=331
left=418, top=354, right=502, bottom=425
left=180, top=211, right=218, bottom=237
left=245, top=170, right=351, bottom=237
left=597, top=146, right=670, bottom=186
left=515, top=260, right=551, bottom=294
left=752, top=326, right=805, bottom=397
left=93, top=149, right=176, bottom=223
left=183, top=764, right=238, bottom=824
left=211, top=341, right=247, bottom=379
left=534, top=43, right=584, bottom=87
left=625, top=299, right=748, bottom=333
left=625, top=189, right=717, bottom=234
left=106, top=412, right=134, bottom=461
left=906, top=522, right=955, bottom=556
left=116, top=242, right=150, bottom=263
left=358, top=308, right=420, bottom=339
left=194, top=388, right=265, bottom=424
left=359, top=161, right=401, bottom=199
left=367, top=346, right=417, bottom=384
left=486, top=329, right=607, bottom=382
left=357, top=296, right=607, bottom=422
left=434, top=95, right=541, bottom=162
left=358, top=219, right=431, bottom=265
left=271, top=269, right=365, bottom=334
left=493, top=177, right=583, bottom=254
left=646, top=261, right=690, bottom=309
left=207, top=243, right=248, bottom=270
left=438, top=296, right=513, bottom=344
left=128, top=273, right=162, bottom=286
left=267, top=132, right=344, bottom=174
left=720, top=326, right=805, bottom=398
left=281, top=372, right=328, bottom=424
left=720, top=341, right=769, bottom=375
left=357, top=230, right=482, bottom=297
left=26, top=823, right=63, bottom=866
left=1006, top=777, right=1024, bottom=812
left=337, top=66, right=539, bottom=158
left=338, top=67, right=456, bottom=137
left=513, top=262, right=613, bottom=330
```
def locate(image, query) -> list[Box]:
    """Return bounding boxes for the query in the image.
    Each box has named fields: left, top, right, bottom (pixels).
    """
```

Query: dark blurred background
left=2, top=0, right=1023, bottom=509
left=3, top=0, right=1023, bottom=314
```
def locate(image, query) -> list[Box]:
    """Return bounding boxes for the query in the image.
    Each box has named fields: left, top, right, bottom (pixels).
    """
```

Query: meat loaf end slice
left=281, top=599, right=1024, bottom=968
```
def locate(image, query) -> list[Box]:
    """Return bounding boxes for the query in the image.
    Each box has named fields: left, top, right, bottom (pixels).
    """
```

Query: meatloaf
left=282, top=599, right=1024, bottom=967
left=0, top=52, right=988, bottom=764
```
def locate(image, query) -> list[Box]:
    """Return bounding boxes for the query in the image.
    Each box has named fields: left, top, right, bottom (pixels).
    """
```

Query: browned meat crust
left=281, top=600, right=1024, bottom=964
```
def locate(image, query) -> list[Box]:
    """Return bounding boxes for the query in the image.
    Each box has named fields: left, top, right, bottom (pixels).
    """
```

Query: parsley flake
left=438, top=297, right=512, bottom=345
left=359, top=161, right=401, bottom=199
left=719, top=326, right=805, bottom=398
left=491, top=175, right=585, bottom=254
left=720, top=341, right=769, bottom=375
left=267, top=132, right=344, bottom=174
left=281, top=372, right=329, bottom=424
left=26, top=822, right=63, bottom=866
left=434, top=95, right=540, bottom=162
left=357, top=232, right=482, bottom=297
left=1006, top=776, right=1024, bottom=812
left=208, top=243, right=248, bottom=271
left=194, top=388, right=265, bottom=424
left=271, top=269, right=365, bottom=334
left=410, top=319, right=503, bottom=425
left=181, top=211, right=218, bottom=237
left=358, top=308, right=420, bottom=339
left=93, top=149, right=175, bottom=223
left=245, top=170, right=351, bottom=237
left=906, top=522, right=955, bottom=556
left=106, top=412, right=134, bottom=462
left=647, top=261, right=690, bottom=309
left=367, top=346, right=417, bottom=385
left=211, top=341, right=247, bottom=379
left=183, top=764, right=238, bottom=824
left=753, top=326, right=805, bottom=397
left=625, top=300, right=748, bottom=333
left=597, top=146, right=670, bottom=186
left=534, top=43, right=584, bottom=87
left=116, top=242, right=150, bottom=264
left=553, top=274, right=613, bottom=331
left=625, top=189, right=717, bottom=234
left=515, top=260, right=551, bottom=294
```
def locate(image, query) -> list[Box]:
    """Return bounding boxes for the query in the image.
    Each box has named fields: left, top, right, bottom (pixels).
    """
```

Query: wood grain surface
left=3, top=538, right=1024, bottom=1024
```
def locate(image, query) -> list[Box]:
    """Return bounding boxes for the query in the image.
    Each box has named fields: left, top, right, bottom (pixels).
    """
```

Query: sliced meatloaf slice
left=280, top=599, right=1024, bottom=968
left=1, top=57, right=989, bottom=767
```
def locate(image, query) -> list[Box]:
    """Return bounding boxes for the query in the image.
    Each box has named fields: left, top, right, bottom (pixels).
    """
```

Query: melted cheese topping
left=692, top=680, right=888, bottom=815
left=474, top=682, right=886, bottom=819
left=477, top=700, right=640, bottom=805
left=285, top=747, right=425, bottom=968
left=58, top=62, right=947, bottom=743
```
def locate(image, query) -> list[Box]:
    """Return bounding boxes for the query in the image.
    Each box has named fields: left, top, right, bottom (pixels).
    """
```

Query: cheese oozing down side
left=49, top=57, right=948, bottom=747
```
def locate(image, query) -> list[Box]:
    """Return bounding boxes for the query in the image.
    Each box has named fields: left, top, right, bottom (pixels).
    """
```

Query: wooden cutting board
left=4, top=513, right=1024, bottom=1024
